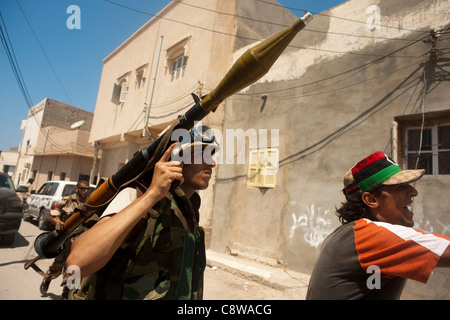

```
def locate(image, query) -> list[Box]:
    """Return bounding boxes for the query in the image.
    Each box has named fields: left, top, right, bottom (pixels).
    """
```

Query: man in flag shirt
left=306, top=151, right=450, bottom=299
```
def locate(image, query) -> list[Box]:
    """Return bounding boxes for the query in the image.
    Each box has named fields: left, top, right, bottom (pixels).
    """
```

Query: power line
left=278, top=63, right=425, bottom=167
left=0, top=13, right=91, bottom=152
left=231, top=57, right=427, bottom=102
left=99, top=0, right=437, bottom=152
left=150, top=84, right=198, bottom=108
left=0, top=116, right=20, bottom=126
left=3, top=1, right=87, bottom=155
left=15, top=0, right=73, bottom=106
left=175, top=0, right=422, bottom=42
left=277, top=29, right=448, bottom=167
left=103, top=0, right=429, bottom=59
left=0, top=11, right=33, bottom=108
left=246, top=31, right=430, bottom=96
left=100, top=1, right=440, bottom=114
left=256, top=0, right=428, bottom=33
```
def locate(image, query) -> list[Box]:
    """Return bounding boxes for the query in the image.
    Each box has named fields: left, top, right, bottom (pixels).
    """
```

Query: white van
left=23, top=181, right=95, bottom=230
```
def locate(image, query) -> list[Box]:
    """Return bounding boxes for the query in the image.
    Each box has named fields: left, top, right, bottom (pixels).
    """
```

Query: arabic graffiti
left=289, top=204, right=334, bottom=249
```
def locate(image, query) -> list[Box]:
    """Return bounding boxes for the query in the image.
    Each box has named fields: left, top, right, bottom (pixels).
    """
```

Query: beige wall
left=31, top=155, right=94, bottom=189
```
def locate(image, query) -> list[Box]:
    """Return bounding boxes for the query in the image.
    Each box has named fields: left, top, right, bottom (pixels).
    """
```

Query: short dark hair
left=77, top=180, right=89, bottom=187
left=335, top=185, right=384, bottom=224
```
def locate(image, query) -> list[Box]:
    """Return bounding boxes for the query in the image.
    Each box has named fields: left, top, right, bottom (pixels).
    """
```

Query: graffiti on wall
left=289, top=204, right=334, bottom=249
left=288, top=204, right=450, bottom=249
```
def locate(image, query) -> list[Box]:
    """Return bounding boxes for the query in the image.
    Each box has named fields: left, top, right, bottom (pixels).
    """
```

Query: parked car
left=23, top=180, right=95, bottom=231
left=0, top=172, right=24, bottom=246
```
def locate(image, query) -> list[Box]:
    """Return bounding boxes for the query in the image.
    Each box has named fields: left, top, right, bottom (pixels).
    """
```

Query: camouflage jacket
left=82, top=186, right=206, bottom=300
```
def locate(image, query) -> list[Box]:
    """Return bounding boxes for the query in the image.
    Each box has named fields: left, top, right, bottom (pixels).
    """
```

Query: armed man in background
left=306, top=151, right=450, bottom=299
left=66, top=125, right=219, bottom=300
left=39, top=180, right=91, bottom=299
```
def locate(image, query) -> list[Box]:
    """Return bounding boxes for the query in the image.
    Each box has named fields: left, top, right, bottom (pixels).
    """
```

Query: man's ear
left=362, top=192, right=379, bottom=208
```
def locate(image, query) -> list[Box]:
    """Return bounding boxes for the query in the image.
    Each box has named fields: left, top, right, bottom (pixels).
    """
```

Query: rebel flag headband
left=343, top=151, right=425, bottom=196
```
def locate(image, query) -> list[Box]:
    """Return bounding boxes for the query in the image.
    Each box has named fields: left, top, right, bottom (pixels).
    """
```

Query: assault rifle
left=25, top=12, right=313, bottom=268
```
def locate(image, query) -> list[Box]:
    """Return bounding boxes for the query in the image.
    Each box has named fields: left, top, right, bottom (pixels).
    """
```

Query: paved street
left=0, top=219, right=57, bottom=299
left=0, top=219, right=305, bottom=300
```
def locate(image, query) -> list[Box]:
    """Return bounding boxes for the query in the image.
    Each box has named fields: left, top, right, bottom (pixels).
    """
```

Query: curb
left=205, top=249, right=310, bottom=297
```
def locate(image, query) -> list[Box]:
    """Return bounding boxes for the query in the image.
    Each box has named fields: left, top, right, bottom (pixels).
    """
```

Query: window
left=111, top=73, right=130, bottom=105
left=405, top=125, right=450, bottom=174
left=119, top=81, right=128, bottom=102
left=166, top=36, right=190, bottom=82
left=135, top=65, right=147, bottom=90
left=395, top=110, right=450, bottom=175
left=170, top=55, right=186, bottom=81
left=247, top=148, right=279, bottom=189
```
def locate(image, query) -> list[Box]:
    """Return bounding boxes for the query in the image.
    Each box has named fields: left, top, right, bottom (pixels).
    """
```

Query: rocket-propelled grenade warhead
left=201, top=12, right=313, bottom=113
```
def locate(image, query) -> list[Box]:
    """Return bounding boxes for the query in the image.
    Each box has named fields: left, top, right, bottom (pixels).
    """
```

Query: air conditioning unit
left=24, top=163, right=31, bottom=169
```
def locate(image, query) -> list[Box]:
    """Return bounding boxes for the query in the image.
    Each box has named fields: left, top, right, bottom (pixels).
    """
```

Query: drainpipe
left=143, top=35, right=164, bottom=138
left=90, top=141, right=99, bottom=185
left=37, top=127, right=50, bottom=187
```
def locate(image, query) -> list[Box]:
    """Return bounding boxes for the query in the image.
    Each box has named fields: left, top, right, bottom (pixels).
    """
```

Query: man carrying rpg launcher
left=28, top=10, right=313, bottom=298
left=65, top=125, right=219, bottom=300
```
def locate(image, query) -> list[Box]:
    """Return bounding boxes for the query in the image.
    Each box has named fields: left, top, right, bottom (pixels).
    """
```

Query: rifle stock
left=31, top=12, right=312, bottom=260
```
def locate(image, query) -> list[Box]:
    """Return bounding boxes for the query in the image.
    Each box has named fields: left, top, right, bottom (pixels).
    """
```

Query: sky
left=0, top=0, right=346, bottom=151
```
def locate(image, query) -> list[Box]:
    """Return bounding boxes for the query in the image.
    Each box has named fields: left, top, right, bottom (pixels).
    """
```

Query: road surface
left=0, top=218, right=298, bottom=300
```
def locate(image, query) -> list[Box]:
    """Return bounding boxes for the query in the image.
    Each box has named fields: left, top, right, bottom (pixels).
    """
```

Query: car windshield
left=0, top=175, right=14, bottom=191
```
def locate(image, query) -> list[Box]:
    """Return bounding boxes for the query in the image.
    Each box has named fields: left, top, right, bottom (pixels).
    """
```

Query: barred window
left=166, top=37, right=190, bottom=82
left=170, top=55, right=186, bottom=82
left=395, top=110, right=450, bottom=175
left=405, top=124, right=450, bottom=174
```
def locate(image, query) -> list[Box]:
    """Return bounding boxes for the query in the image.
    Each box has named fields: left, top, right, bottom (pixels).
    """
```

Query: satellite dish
left=70, top=120, right=85, bottom=129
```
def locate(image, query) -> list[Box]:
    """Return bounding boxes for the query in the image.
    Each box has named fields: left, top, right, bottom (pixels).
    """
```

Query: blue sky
left=0, top=0, right=346, bottom=151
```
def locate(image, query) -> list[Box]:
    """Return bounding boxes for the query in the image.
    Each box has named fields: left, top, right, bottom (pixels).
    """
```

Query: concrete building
left=14, top=98, right=98, bottom=190
left=0, top=147, right=19, bottom=178
left=89, top=0, right=297, bottom=245
left=209, top=0, right=450, bottom=299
